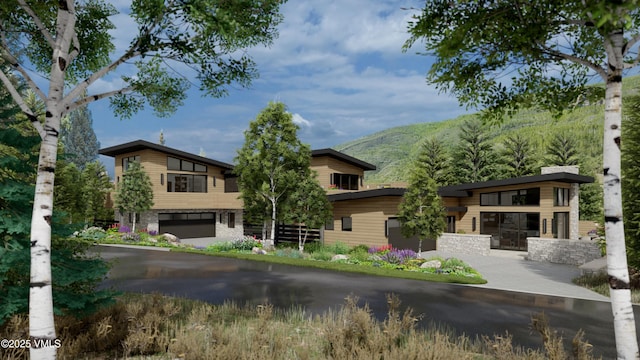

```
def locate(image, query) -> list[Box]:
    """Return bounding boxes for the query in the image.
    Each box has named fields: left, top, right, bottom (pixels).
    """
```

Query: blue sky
left=92, top=0, right=470, bottom=167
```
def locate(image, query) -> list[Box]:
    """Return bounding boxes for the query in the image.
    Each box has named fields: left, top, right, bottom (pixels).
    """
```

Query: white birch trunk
left=270, top=197, right=276, bottom=245
left=132, top=212, right=137, bottom=233
left=603, top=74, right=639, bottom=360
left=29, top=135, right=59, bottom=360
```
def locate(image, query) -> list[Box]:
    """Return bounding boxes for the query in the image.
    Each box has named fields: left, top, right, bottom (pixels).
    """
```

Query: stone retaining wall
left=527, top=237, right=602, bottom=265
left=437, top=233, right=491, bottom=256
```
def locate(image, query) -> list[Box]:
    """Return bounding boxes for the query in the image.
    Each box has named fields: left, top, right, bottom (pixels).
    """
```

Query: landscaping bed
left=78, top=226, right=486, bottom=285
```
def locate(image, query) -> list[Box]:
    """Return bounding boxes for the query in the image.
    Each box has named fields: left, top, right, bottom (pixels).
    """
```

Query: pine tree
left=417, top=137, right=453, bottom=186
left=499, top=134, right=536, bottom=178
left=397, top=145, right=447, bottom=253
left=114, top=161, right=154, bottom=233
left=546, top=133, right=579, bottom=166
left=623, top=95, right=640, bottom=268
left=235, top=102, right=311, bottom=245
left=81, top=161, right=113, bottom=226
left=452, top=119, right=497, bottom=183
left=60, top=102, right=100, bottom=170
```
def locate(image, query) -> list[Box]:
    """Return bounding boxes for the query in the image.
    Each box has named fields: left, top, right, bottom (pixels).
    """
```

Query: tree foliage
left=416, top=137, right=453, bottom=186
left=60, top=101, right=100, bottom=170
left=452, top=119, right=497, bottom=184
left=235, top=102, right=311, bottom=243
left=405, top=1, right=640, bottom=357
left=285, top=172, right=332, bottom=252
left=623, top=95, right=640, bottom=268
left=397, top=144, right=447, bottom=250
left=114, top=161, right=154, bottom=233
left=546, top=133, right=579, bottom=166
left=499, top=134, right=536, bottom=178
left=0, top=1, right=286, bottom=354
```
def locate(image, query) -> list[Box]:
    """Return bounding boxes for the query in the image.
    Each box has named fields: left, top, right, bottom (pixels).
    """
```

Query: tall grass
left=0, top=293, right=599, bottom=360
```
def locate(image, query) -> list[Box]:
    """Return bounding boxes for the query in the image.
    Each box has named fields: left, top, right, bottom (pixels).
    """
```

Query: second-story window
left=331, top=173, right=359, bottom=190
left=167, top=174, right=207, bottom=193
left=122, top=155, right=140, bottom=171
left=167, top=156, right=207, bottom=172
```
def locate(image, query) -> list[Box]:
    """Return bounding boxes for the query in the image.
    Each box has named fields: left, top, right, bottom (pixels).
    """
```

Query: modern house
left=100, top=140, right=599, bottom=263
left=99, top=140, right=244, bottom=239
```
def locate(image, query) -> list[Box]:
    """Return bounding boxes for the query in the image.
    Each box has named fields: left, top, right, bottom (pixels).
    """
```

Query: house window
left=331, top=173, right=359, bottom=190
left=167, top=156, right=207, bottom=173
left=341, top=217, right=352, bottom=231
left=480, top=188, right=540, bottom=206
left=228, top=212, right=236, bottom=228
left=553, top=212, right=570, bottom=239
left=325, top=219, right=334, bottom=230
left=122, top=155, right=140, bottom=171
left=167, top=174, right=207, bottom=192
left=554, top=187, right=570, bottom=206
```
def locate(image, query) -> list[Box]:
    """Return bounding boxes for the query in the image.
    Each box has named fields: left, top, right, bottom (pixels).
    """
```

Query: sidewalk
left=421, top=250, right=610, bottom=302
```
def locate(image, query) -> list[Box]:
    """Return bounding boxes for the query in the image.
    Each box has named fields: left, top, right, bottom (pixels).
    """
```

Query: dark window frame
left=167, top=173, right=208, bottom=193
left=553, top=187, right=570, bottom=206
left=122, top=155, right=140, bottom=171
left=228, top=212, right=235, bottom=228
left=331, top=173, right=360, bottom=190
left=480, top=188, right=540, bottom=206
left=167, top=156, right=207, bottom=173
left=341, top=217, right=352, bottom=231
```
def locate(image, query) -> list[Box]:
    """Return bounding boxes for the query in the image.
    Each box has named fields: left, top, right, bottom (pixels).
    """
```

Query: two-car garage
left=158, top=212, right=216, bottom=239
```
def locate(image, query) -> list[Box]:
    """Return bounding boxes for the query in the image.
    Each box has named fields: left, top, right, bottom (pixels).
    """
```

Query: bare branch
left=64, top=86, right=134, bottom=114
left=17, top=0, right=55, bottom=48
left=0, top=69, right=46, bottom=139
left=0, top=49, right=48, bottom=101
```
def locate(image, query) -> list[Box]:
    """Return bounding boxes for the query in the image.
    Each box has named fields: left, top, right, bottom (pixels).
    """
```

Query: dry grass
left=573, top=272, right=640, bottom=304
left=0, top=293, right=600, bottom=360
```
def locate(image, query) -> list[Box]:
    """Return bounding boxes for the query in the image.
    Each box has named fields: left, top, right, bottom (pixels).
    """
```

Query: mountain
left=335, top=75, right=640, bottom=184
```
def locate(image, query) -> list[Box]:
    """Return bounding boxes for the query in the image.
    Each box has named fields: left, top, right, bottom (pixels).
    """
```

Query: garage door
left=159, top=212, right=215, bottom=239
left=387, top=217, right=436, bottom=252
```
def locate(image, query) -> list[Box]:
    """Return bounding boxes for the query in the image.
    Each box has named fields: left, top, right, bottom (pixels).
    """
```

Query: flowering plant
left=118, top=225, right=131, bottom=233
left=368, top=244, right=393, bottom=255
left=380, top=249, right=417, bottom=265
left=328, top=184, right=339, bottom=190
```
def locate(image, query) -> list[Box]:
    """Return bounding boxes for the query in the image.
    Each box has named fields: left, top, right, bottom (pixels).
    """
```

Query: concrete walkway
left=422, top=249, right=610, bottom=302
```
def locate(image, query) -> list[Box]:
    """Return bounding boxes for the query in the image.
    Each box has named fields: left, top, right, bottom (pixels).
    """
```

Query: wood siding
left=446, top=182, right=572, bottom=236
left=113, top=149, right=242, bottom=210
left=324, top=196, right=403, bottom=248
left=311, top=156, right=365, bottom=190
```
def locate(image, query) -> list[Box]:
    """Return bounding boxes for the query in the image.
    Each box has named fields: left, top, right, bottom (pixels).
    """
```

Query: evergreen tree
left=623, top=95, right=640, bottom=268
left=53, top=160, right=84, bottom=224
left=452, top=119, right=496, bottom=184
left=61, top=101, right=100, bottom=169
left=417, top=137, right=453, bottom=186
left=114, top=161, right=154, bottom=233
left=546, top=133, right=579, bottom=166
left=499, top=134, right=536, bottom=178
left=81, top=161, right=114, bottom=226
left=235, top=102, right=311, bottom=245
left=397, top=145, right=447, bottom=253
left=286, top=172, right=333, bottom=252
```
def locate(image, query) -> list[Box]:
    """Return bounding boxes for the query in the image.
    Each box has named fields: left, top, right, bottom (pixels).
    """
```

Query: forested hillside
left=335, top=76, right=640, bottom=184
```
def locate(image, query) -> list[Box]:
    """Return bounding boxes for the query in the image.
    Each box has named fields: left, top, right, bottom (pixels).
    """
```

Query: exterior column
left=570, top=183, right=580, bottom=240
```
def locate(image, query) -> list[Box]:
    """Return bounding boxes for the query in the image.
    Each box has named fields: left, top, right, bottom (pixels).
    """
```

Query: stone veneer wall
left=117, top=209, right=244, bottom=239
left=527, top=237, right=601, bottom=265
left=437, top=233, right=491, bottom=256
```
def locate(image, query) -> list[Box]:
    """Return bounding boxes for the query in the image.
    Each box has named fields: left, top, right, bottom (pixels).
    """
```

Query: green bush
left=349, top=244, right=370, bottom=254
left=302, top=241, right=322, bottom=253
left=325, top=242, right=350, bottom=255
left=275, top=248, right=305, bottom=259
left=233, top=236, right=262, bottom=251
left=74, top=226, right=107, bottom=241
left=310, top=251, right=334, bottom=261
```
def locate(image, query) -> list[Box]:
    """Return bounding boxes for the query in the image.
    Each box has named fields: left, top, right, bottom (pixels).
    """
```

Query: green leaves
left=114, top=161, right=154, bottom=216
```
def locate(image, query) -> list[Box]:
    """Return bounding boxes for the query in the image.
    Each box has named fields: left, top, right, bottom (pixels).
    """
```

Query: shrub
left=310, top=250, right=334, bottom=261
left=369, top=244, right=393, bottom=255
left=121, top=233, right=141, bottom=242
left=118, top=225, right=131, bottom=233
left=206, top=242, right=235, bottom=252
left=380, top=249, right=417, bottom=265
left=74, top=227, right=107, bottom=241
left=302, top=241, right=322, bottom=253
left=325, top=242, right=350, bottom=255
left=233, top=236, right=262, bottom=251
left=350, top=244, right=370, bottom=254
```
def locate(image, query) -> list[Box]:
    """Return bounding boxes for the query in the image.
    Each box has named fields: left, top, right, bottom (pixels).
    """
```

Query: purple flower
left=380, top=249, right=417, bottom=265
left=118, top=225, right=131, bottom=233
left=148, top=230, right=158, bottom=236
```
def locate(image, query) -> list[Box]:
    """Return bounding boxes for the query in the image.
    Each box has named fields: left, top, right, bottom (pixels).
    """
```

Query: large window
left=331, top=173, right=360, bottom=190
left=481, top=212, right=540, bottom=251
left=122, top=155, right=140, bottom=171
left=167, top=156, right=207, bottom=173
left=554, top=187, right=570, bottom=206
left=167, top=174, right=207, bottom=192
left=480, top=188, right=540, bottom=206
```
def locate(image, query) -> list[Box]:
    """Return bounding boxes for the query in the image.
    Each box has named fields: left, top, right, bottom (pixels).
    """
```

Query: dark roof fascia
left=327, top=188, right=405, bottom=202
left=99, top=140, right=234, bottom=170
left=446, top=206, right=468, bottom=212
left=438, top=172, right=594, bottom=193
left=312, top=148, right=377, bottom=171
left=438, top=189, right=472, bottom=198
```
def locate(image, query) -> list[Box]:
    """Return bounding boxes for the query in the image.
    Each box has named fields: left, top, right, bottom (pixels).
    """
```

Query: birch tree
left=0, top=1, right=286, bottom=358
left=235, top=102, right=311, bottom=246
left=405, top=1, right=639, bottom=358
